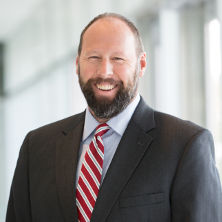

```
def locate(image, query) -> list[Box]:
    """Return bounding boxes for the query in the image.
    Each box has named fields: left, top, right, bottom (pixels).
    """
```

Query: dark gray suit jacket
left=6, top=98, right=222, bottom=222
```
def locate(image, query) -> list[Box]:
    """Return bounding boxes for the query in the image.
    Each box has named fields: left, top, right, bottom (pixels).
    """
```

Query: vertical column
left=154, top=9, right=181, bottom=117
left=217, top=0, right=222, bottom=47
left=0, top=43, right=6, bottom=221
left=179, top=5, right=205, bottom=125
left=217, top=0, right=222, bottom=177
left=214, top=0, right=222, bottom=175
left=0, top=44, right=4, bottom=96
left=136, top=16, right=157, bottom=107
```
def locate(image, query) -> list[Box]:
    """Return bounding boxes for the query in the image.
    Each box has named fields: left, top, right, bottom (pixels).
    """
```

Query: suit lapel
left=56, top=113, right=85, bottom=222
left=91, top=98, right=156, bottom=222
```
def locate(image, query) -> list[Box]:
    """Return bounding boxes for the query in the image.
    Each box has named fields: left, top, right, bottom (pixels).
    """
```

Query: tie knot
left=95, top=123, right=109, bottom=137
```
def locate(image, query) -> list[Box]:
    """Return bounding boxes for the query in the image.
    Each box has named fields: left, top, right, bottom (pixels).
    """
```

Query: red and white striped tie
left=76, top=123, right=109, bottom=222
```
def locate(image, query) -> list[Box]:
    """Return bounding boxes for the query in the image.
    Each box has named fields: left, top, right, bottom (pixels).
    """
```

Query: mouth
left=92, top=81, right=119, bottom=100
left=96, top=83, right=116, bottom=91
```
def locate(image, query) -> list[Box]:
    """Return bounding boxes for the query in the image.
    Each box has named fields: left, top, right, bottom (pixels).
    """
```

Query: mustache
left=87, top=77, right=122, bottom=86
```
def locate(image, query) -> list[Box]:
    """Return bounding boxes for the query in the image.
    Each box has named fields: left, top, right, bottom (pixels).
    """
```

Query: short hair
left=77, top=12, right=144, bottom=56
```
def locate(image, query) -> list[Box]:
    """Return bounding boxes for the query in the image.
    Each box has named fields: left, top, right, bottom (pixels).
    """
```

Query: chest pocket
left=119, top=193, right=166, bottom=222
left=120, top=192, right=164, bottom=208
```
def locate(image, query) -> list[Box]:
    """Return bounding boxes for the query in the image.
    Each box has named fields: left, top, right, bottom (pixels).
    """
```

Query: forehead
left=81, top=17, right=137, bottom=55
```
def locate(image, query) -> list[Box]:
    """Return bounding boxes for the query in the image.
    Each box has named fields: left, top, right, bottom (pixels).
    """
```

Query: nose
left=97, top=58, right=113, bottom=77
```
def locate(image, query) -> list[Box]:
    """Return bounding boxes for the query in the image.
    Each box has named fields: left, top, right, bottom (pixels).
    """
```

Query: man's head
left=76, top=13, right=146, bottom=122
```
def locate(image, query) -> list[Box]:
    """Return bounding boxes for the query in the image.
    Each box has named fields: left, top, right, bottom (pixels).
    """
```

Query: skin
left=76, top=17, right=147, bottom=123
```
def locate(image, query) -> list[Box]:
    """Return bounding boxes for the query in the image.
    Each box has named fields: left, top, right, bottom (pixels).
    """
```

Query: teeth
left=96, top=84, right=115, bottom=91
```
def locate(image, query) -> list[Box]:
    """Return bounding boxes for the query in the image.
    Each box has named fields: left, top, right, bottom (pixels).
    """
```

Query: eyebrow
left=84, top=50, right=100, bottom=55
left=83, top=50, right=127, bottom=57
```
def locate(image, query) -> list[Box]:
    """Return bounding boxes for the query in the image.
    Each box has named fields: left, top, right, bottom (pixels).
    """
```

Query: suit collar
left=61, top=111, right=85, bottom=135
left=56, top=112, right=85, bottom=222
left=131, top=96, right=155, bottom=132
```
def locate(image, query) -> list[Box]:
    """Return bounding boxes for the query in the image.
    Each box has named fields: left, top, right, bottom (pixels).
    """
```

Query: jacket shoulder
left=28, top=111, right=85, bottom=140
left=153, top=110, right=209, bottom=141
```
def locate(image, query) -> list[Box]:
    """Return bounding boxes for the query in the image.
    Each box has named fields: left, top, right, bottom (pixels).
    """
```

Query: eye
left=113, top=57, right=123, bottom=60
left=112, top=57, right=124, bottom=63
left=88, top=56, right=100, bottom=60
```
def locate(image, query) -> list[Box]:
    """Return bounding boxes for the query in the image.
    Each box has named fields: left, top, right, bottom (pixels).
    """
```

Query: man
left=6, top=13, right=222, bottom=222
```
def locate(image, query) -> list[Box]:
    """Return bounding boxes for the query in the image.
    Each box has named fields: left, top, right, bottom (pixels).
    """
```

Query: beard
left=78, top=66, right=139, bottom=120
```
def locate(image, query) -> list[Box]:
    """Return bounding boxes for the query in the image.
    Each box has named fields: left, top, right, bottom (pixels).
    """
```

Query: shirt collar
left=82, top=94, right=140, bottom=141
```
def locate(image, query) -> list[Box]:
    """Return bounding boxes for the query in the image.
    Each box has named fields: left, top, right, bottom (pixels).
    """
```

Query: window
left=205, top=18, right=222, bottom=173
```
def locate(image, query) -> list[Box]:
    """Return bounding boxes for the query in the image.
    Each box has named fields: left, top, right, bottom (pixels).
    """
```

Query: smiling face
left=77, top=17, right=146, bottom=122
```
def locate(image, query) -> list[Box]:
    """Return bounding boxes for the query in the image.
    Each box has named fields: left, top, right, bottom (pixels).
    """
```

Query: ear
left=138, top=52, right=146, bottom=77
left=76, top=56, right=79, bottom=75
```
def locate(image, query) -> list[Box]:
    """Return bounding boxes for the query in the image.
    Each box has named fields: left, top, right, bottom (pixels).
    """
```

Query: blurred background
left=0, top=0, right=222, bottom=220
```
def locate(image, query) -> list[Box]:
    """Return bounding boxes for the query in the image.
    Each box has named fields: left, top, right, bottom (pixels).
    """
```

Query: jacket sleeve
left=171, top=129, right=222, bottom=222
left=6, top=133, right=32, bottom=222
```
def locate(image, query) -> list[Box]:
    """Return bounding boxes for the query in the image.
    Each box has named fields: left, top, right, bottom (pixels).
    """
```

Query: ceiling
left=0, top=0, right=210, bottom=42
